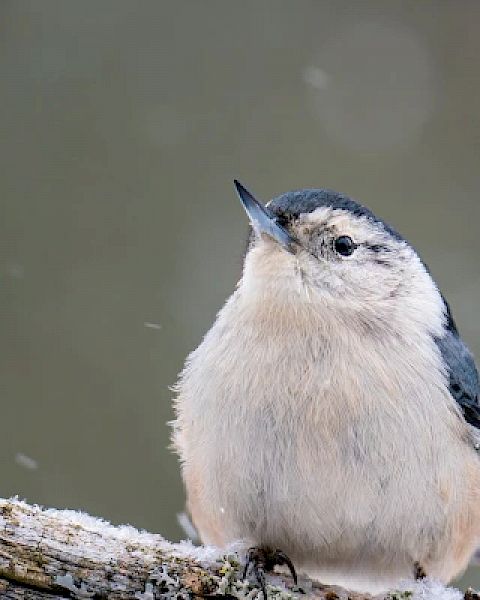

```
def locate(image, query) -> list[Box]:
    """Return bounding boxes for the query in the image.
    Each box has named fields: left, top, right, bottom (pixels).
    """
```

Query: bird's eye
left=334, top=235, right=356, bottom=257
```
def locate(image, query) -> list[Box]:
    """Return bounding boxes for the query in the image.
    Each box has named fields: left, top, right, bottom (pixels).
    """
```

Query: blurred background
left=1, top=0, right=479, bottom=589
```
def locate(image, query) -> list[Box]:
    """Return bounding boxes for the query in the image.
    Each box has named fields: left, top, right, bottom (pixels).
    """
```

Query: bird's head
left=234, top=180, right=446, bottom=338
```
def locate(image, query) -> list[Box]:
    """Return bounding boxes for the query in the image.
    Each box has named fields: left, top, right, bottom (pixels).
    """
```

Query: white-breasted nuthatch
left=172, top=181, right=480, bottom=594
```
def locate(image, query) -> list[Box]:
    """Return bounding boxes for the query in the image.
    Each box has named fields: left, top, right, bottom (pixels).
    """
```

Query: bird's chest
left=208, top=348, right=414, bottom=486
left=191, top=323, right=463, bottom=546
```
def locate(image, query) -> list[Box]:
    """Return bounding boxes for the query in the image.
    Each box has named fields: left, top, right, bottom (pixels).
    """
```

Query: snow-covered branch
left=0, top=497, right=471, bottom=600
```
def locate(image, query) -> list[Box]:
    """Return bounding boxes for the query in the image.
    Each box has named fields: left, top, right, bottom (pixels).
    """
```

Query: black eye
left=334, top=235, right=356, bottom=257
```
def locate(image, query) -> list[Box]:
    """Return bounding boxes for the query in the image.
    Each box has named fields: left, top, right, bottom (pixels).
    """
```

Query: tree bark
left=0, top=497, right=471, bottom=600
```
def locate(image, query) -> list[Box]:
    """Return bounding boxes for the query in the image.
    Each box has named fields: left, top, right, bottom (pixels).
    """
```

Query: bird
left=172, top=181, right=480, bottom=595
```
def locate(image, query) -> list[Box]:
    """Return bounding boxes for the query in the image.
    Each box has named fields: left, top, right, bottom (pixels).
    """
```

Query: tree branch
left=0, top=497, right=472, bottom=600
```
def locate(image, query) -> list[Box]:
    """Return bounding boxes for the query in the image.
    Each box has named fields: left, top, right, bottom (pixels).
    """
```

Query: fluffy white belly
left=181, top=387, right=469, bottom=593
left=173, top=298, right=476, bottom=592
left=198, top=388, right=459, bottom=557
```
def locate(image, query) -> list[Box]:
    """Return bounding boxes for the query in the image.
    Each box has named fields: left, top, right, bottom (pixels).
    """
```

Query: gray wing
left=435, top=304, right=480, bottom=429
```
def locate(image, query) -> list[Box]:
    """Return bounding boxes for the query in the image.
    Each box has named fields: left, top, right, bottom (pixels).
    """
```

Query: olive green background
left=1, top=0, right=479, bottom=589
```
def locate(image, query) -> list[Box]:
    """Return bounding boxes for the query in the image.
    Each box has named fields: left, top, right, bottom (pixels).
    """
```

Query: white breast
left=173, top=287, right=475, bottom=593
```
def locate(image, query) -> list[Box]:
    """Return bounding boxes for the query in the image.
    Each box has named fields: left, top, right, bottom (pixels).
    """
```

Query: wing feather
left=436, top=301, right=480, bottom=429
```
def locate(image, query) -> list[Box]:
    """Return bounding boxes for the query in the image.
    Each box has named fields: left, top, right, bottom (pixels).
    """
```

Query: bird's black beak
left=234, top=180, right=296, bottom=251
